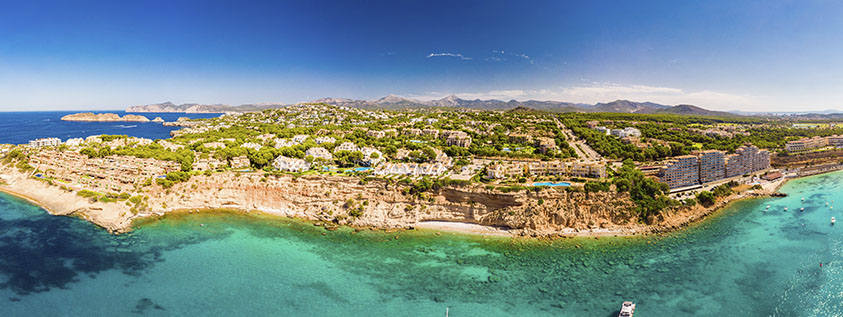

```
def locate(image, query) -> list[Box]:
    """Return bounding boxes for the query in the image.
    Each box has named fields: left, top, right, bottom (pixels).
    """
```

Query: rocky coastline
left=0, top=164, right=793, bottom=237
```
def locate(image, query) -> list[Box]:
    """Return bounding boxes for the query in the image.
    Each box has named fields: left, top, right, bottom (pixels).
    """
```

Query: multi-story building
left=422, top=129, right=439, bottom=138
left=292, top=134, right=310, bottom=143
left=333, top=142, right=359, bottom=153
left=203, top=142, right=226, bottom=149
left=534, top=137, right=557, bottom=154
left=64, top=138, right=85, bottom=147
left=305, top=147, right=333, bottom=161
left=611, top=127, right=641, bottom=138
left=230, top=156, right=250, bottom=169
left=360, top=147, right=383, bottom=166
left=273, top=156, right=311, bottom=172
left=485, top=160, right=607, bottom=179
left=29, top=137, right=61, bottom=148
left=509, top=133, right=533, bottom=144
left=568, top=161, right=608, bottom=179
left=314, top=136, right=336, bottom=144
left=785, top=136, right=829, bottom=152
left=374, top=162, right=449, bottom=177
left=441, top=130, right=472, bottom=147
left=827, top=135, right=843, bottom=147
left=403, top=128, right=422, bottom=136
left=657, top=145, right=770, bottom=189
left=241, top=142, right=263, bottom=151
left=697, top=150, right=726, bottom=184
left=274, top=139, right=297, bottom=149
left=726, top=145, right=769, bottom=177
left=366, top=130, right=386, bottom=139
left=658, top=155, right=700, bottom=189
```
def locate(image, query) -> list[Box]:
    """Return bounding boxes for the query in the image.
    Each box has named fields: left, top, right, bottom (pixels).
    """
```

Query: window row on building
left=658, top=145, right=770, bottom=189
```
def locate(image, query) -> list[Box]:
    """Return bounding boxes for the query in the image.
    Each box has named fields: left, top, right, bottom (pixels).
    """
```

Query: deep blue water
left=0, top=111, right=220, bottom=145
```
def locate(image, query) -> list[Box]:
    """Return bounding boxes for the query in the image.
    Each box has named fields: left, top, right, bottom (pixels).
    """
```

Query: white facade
left=241, top=142, right=263, bottom=151
left=29, top=138, right=61, bottom=148
left=334, top=142, right=359, bottom=153
left=273, top=156, right=311, bottom=172
left=64, top=138, right=84, bottom=147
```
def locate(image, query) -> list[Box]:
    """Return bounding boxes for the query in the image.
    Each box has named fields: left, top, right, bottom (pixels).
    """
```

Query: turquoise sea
left=2, top=170, right=843, bottom=316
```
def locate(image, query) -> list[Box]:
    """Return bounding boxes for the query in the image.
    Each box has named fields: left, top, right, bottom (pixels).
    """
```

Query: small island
left=61, top=112, right=151, bottom=122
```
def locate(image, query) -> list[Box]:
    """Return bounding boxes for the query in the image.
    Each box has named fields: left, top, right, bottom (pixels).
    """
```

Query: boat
left=802, top=197, right=805, bottom=201
left=767, top=205, right=771, bottom=209
left=618, top=301, right=635, bottom=317
left=832, top=217, right=836, bottom=225
left=801, top=208, right=805, bottom=211
left=784, top=207, right=788, bottom=211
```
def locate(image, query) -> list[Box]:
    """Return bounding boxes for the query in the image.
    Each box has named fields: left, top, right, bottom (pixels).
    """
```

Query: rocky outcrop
left=61, top=112, right=150, bottom=122
left=152, top=117, right=164, bottom=122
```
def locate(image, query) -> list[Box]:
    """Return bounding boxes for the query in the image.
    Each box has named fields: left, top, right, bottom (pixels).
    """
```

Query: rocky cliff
left=61, top=112, right=150, bottom=122
left=0, top=164, right=747, bottom=236
left=138, top=173, right=642, bottom=235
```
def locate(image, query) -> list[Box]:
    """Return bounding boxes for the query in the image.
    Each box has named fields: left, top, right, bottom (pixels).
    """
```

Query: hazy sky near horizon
left=1, top=0, right=843, bottom=111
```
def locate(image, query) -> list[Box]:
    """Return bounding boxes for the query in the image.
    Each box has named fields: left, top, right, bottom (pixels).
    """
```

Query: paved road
left=554, top=117, right=603, bottom=162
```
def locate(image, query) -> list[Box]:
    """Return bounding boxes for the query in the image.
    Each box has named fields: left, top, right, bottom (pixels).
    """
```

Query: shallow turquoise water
left=2, top=171, right=843, bottom=316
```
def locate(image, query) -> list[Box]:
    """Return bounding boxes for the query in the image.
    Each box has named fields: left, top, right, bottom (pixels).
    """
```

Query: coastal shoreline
left=0, top=165, right=807, bottom=239
left=0, top=185, right=58, bottom=214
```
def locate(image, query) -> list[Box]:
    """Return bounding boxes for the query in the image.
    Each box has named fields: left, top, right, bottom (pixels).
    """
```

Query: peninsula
left=61, top=112, right=151, bottom=122
left=0, top=101, right=829, bottom=237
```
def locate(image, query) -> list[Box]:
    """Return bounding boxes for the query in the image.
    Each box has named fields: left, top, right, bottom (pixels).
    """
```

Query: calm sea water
left=0, top=111, right=220, bottom=145
left=1, top=170, right=843, bottom=316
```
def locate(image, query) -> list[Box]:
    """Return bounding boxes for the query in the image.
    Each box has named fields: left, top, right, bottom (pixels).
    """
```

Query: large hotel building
left=658, top=144, right=770, bottom=189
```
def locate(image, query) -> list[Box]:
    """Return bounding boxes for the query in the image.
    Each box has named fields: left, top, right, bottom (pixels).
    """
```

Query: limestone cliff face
left=143, top=173, right=640, bottom=235
left=0, top=165, right=766, bottom=236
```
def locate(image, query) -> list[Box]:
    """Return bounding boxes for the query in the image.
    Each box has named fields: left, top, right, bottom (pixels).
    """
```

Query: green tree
left=696, top=191, right=716, bottom=207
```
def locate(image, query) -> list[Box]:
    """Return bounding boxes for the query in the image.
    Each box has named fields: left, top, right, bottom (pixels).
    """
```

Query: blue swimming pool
left=532, top=182, right=571, bottom=187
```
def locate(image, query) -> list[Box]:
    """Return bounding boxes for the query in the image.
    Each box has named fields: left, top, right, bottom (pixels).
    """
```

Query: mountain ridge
left=125, top=96, right=739, bottom=116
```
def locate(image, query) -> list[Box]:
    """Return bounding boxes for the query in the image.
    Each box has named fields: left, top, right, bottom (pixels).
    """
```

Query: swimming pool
left=532, top=181, right=571, bottom=187
left=345, top=167, right=372, bottom=173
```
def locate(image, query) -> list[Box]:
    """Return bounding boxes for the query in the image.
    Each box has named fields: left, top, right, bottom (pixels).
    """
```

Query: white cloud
left=487, top=50, right=534, bottom=64
left=425, top=52, right=472, bottom=60
left=550, top=84, right=753, bottom=109
left=410, top=83, right=757, bottom=110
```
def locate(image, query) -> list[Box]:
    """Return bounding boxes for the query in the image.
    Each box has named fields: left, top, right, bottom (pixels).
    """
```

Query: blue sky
left=1, top=0, right=842, bottom=111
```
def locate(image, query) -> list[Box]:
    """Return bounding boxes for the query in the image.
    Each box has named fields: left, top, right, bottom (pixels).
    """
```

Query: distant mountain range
left=125, top=101, right=285, bottom=113
left=125, top=96, right=739, bottom=117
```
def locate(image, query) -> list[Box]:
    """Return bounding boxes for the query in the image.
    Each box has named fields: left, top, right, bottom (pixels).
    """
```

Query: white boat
left=801, top=208, right=805, bottom=211
left=767, top=205, right=771, bottom=208
left=832, top=217, right=836, bottom=225
left=618, top=301, right=635, bottom=317
left=784, top=207, right=788, bottom=211
left=802, top=197, right=805, bottom=201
